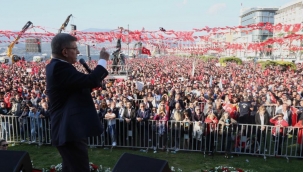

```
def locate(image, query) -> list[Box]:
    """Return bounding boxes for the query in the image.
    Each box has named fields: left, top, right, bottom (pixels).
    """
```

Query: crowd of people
left=1, top=56, right=303, bottom=156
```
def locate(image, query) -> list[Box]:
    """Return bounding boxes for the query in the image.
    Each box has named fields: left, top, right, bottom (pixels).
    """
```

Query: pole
left=128, top=24, right=129, bottom=57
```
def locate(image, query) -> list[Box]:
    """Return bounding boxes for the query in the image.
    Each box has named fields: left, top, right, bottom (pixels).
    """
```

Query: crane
left=58, top=14, right=72, bottom=33
left=6, top=21, right=33, bottom=63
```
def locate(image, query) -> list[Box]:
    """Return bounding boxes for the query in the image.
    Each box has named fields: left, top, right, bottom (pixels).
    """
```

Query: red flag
left=290, top=106, right=298, bottom=126
left=142, top=47, right=151, bottom=55
left=292, top=23, right=301, bottom=33
left=294, top=121, right=303, bottom=144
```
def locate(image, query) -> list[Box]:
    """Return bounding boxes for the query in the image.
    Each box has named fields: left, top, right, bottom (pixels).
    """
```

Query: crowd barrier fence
left=1, top=114, right=302, bottom=160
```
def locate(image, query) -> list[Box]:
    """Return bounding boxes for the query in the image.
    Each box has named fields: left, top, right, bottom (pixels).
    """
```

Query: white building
left=273, top=0, right=303, bottom=59
left=236, top=7, right=278, bottom=58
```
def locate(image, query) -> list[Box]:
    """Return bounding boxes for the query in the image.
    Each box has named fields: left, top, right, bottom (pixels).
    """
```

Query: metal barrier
left=1, top=116, right=303, bottom=160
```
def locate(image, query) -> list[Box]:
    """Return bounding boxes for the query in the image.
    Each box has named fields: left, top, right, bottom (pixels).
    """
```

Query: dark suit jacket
left=255, top=112, right=270, bottom=127
left=169, top=99, right=185, bottom=111
left=122, top=108, right=136, bottom=121
left=142, top=101, right=153, bottom=110
left=46, top=58, right=108, bottom=146
left=136, top=109, right=150, bottom=126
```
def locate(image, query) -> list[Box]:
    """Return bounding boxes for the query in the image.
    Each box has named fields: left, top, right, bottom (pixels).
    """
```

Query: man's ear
left=62, top=49, right=68, bottom=57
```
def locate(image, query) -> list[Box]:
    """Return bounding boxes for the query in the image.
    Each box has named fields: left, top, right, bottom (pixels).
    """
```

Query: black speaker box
left=113, top=153, right=171, bottom=172
left=0, top=151, right=32, bottom=172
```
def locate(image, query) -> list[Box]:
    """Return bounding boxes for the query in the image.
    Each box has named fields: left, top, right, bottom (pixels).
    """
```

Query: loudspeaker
left=0, top=151, right=32, bottom=172
left=113, top=153, right=171, bottom=172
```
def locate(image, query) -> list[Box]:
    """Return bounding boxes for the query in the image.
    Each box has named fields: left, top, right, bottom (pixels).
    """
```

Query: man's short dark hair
left=51, top=33, right=77, bottom=55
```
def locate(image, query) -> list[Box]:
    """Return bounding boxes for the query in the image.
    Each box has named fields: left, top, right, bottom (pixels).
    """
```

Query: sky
left=0, top=0, right=296, bottom=32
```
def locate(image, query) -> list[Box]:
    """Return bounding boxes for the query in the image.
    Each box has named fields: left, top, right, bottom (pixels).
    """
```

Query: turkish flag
left=290, top=106, right=298, bottom=126
left=292, top=23, right=301, bottom=33
left=294, top=121, right=303, bottom=144
left=223, top=103, right=238, bottom=120
left=142, top=47, right=151, bottom=55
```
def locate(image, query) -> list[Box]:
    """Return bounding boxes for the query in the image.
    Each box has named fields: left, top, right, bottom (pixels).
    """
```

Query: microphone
left=79, top=58, right=92, bottom=74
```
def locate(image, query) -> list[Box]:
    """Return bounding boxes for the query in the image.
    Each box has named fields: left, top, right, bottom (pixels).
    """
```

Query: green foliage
left=258, top=60, right=296, bottom=70
left=198, top=56, right=217, bottom=62
left=246, top=56, right=254, bottom=59
left=219, top=57, right=242, bottom=65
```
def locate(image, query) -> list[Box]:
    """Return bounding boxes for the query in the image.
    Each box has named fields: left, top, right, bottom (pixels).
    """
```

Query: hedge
left=219, top=57, right=242, bottom=65
left=198, top=56, right=217, bottom=62
left=258, top=60, right=296, bottom=70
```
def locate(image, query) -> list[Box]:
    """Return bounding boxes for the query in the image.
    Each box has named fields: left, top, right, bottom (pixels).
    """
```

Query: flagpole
left=128, top=24, right=129, bottom=57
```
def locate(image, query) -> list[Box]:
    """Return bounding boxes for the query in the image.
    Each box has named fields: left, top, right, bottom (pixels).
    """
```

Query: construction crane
left=58, top=14, right=72, bottom=33
left=6, top=21, right=33, bottom=63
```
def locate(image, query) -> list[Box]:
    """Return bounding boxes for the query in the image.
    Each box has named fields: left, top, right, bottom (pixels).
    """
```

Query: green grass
left=9, top=144, right=302, bottom=172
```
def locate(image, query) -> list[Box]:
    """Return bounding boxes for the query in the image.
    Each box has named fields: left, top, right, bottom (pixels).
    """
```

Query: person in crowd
left=293, top=116, right=303, bottom=155
left=182, top=110, right=192, bottom=149
left=153, top=110, right=169, bottom=151
left=0, top=139, right=8, bottom=150
left=39, top=102, right=50, bottom=144
left=142, top=96, right=153, bottom=111
left=19, top=106, right=30, bottom=142
left=238, top=97, right=251, bottom=124
left=170, top=105, right=183, bottom=151
left=0, top=101, right=10, bottom=140
left=169, top=93, right=185, bottom=115
left=270, top=113, right=289, bottom=156
left=136, top=103, right=150, bottom=147
left=276, top=103, right=292, bottom=126
left=30, top=93, right=41, bottom=108
left=219, top=112, right=237, bottom=158
left=123, top=100, right=136, bottom=146
left=29, top=107, right=42, bottom=144
left=205, top=113, right=218, bottom=155
left=255, top=105, right=270, bottom=153
left=275, top=99, right=284, bottom=114
left=104, top=109, right=117, bottom=146
left=191, top=105, right=205, bottom=150
left=10, top=94, right=22, bottom=116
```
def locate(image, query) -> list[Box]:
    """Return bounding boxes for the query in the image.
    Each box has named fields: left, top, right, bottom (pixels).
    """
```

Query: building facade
left=273, top=0, right=303, bottom=58
left=236, top=7, right=278, bottom=58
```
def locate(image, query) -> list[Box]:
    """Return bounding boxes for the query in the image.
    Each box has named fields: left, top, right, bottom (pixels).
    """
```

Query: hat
left=275, top=113, right=283, bottom=117
left=107, top=109, right=112, bottom=112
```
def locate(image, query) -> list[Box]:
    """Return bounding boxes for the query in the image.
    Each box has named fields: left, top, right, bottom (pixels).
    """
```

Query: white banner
left=136, top=81, right=144, bottom=91
left=26, top=68, right=32, bottom=73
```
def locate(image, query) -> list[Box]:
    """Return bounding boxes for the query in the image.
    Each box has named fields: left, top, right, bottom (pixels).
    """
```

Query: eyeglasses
left=65, top=47, right=78, bottom=51
left=1, top=144, right=8, bottom=147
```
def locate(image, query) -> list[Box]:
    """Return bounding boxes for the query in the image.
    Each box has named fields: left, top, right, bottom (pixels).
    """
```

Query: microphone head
left=79, top=58, right=85, bottom=64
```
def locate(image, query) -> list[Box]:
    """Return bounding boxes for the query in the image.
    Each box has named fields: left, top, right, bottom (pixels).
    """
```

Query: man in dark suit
left=123, top=101, right=136, bottom=146
left=136, top=103, right=150, bottom=147
left=46, top=33, right=109, bottom=172
left=142, top=96, right=153, bottom=111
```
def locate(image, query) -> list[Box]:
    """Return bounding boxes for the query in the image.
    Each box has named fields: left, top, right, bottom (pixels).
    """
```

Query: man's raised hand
left=100, top=47, right=110, bottom=61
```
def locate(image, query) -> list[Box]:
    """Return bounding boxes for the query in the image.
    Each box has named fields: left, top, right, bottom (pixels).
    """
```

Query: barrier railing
left=1, top=116, right=303, bottom=160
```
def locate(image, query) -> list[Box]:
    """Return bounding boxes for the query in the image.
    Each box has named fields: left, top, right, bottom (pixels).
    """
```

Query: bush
left=219, top=57, right=242, bottom=65
left=258, top=60, right=296, bottom=70
left=198, top=56, right=217, bottom=62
